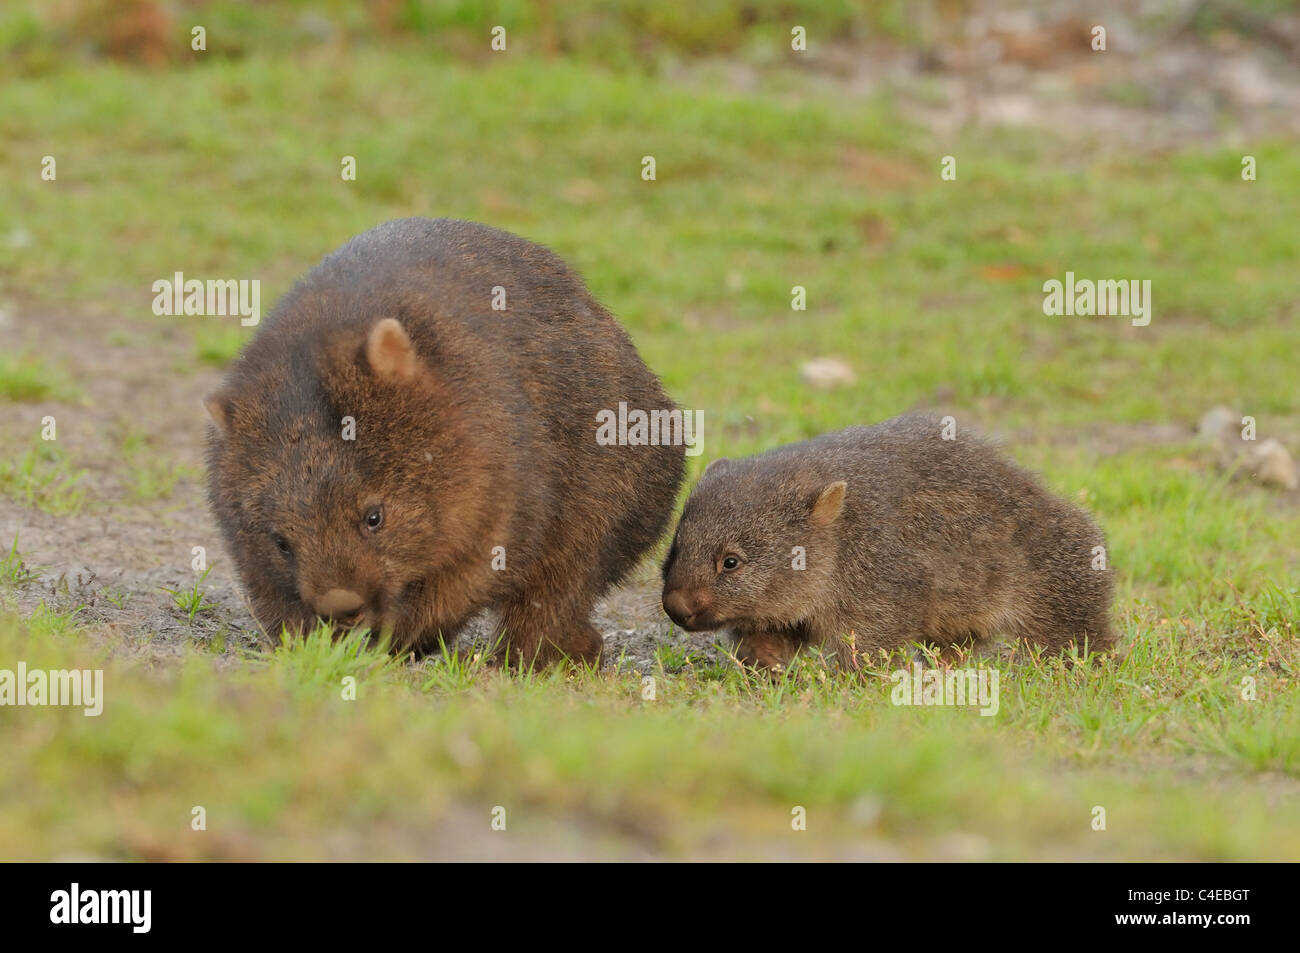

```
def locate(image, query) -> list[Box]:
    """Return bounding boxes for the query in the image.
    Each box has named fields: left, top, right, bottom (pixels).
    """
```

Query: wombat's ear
left=365, top=318, right=418, bottom=381
left=204, top=390, right=234, bottom=434
left=703, top=457, right=730, bottom=476
left=809, top=480, right=847, bottom=527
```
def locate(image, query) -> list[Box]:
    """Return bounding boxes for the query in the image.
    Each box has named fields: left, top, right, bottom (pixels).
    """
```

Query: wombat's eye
left=720, top=554, right=742, bottom=573
left=364, top=505, right=384, bottom=532
left=271, top=533, right=292, bottom=557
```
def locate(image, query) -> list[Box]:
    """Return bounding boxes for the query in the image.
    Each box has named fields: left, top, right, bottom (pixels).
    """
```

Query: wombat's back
left=739, top=414, right=1113, bottom=656
left=243, top=218, right=664, bottom=417
left=841, top=414, right=1113, bottom=654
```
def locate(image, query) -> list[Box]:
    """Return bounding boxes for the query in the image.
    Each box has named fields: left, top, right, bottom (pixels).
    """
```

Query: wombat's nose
left=663, top=588, right=713, bottom=629
left=314, top=588, right=365, bottom=623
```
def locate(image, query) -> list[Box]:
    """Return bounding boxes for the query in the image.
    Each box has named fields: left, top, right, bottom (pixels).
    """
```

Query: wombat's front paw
left=734, top=632, right=795, bottom=672
left=497, top=620, right=604, bottom=670
left=552, top=622, right=604, bottom=669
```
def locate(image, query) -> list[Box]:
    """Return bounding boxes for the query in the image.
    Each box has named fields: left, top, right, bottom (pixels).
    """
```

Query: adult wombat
left=662, top=414, right=1113, bottom=669
left=205, top=218, right=684, bottom=667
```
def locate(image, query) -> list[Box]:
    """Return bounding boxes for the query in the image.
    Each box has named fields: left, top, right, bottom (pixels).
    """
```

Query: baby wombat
left=206, top=218, right=684, bottom=667
left=662, top=414, right=1113, bottom=669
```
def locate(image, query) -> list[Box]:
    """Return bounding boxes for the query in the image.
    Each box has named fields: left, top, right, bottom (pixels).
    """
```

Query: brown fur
left=206, top=218, right=684, bottom=667
left=662, top=414, right=1114, bottom=670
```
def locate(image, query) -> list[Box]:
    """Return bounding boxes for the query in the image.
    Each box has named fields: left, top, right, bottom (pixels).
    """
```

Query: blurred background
left=4, top=1, right=1297, bottom=564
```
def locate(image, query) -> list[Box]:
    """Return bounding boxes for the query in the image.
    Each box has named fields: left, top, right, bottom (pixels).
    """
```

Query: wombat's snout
left=662, top=588, right=716, bottom=631
left=312, top=588, right=368, bottom=626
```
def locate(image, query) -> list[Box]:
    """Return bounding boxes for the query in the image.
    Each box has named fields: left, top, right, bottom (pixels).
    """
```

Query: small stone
left=295, top=12, right=336, bottom=42
left=934, top=831, right=993, bottom=861
left=800, top=356, right=856, bottom=389
left=1197, top=405, right=1239, bottom=446
left=849, top=794, right=883, bottom=828
left=1245, top=439, right=1298, bottom=491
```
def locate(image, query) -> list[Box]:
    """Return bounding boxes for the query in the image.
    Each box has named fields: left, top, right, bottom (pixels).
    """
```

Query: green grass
left=22, top=601, right=84, bottom=638
left=118, top=423, right=200, bottom=501
left=193, top=322, right=253, bottom=367
left=3, top=52, right=1295, bottom=436
left=0, top=352, right=76, bottom=403
left=1, top=606, right=1297, bottom=860
left=0, top=535, right=40, bottom=586
left=160, top=565, right=218, bottom=624
left=0, top=13, right=1297, bottom=859
left=0, top=442, right=88, bottom=516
